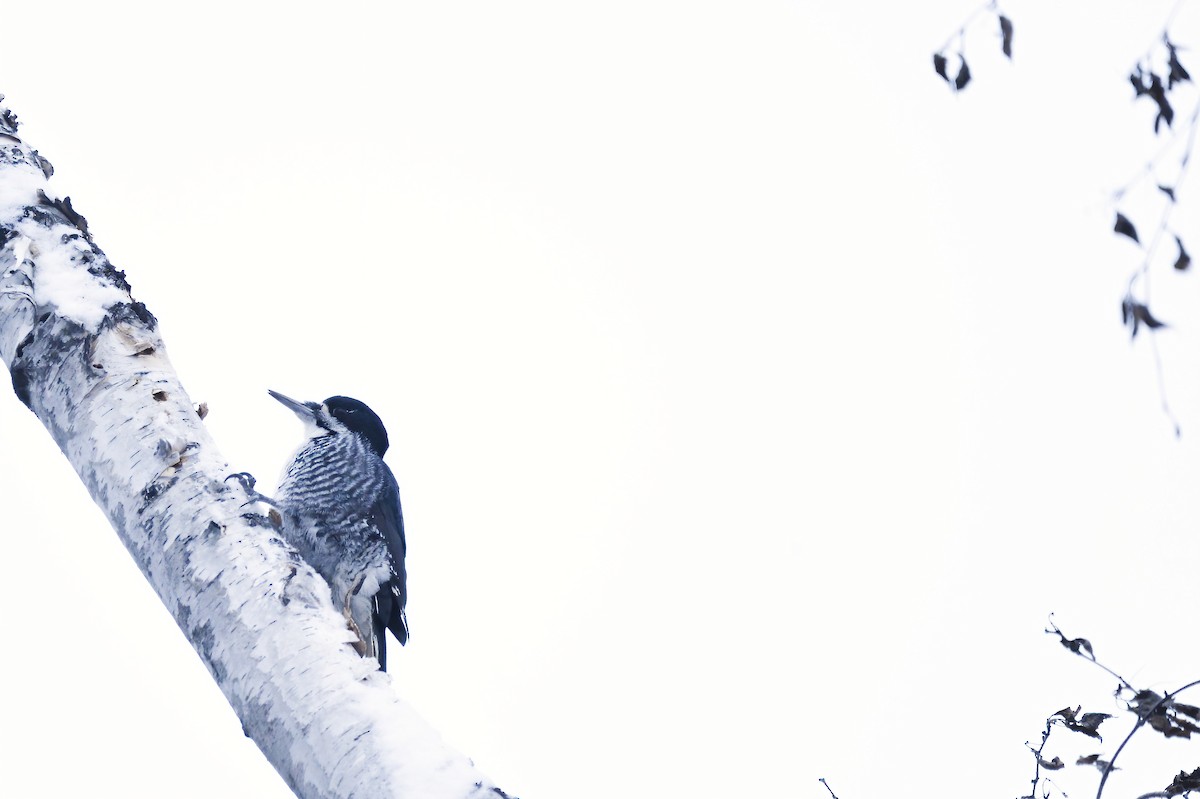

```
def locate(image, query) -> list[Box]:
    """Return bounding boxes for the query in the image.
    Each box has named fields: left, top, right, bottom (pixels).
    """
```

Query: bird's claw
left=226, top=471, right=281, bottom=509
left=226, top=471, right=257, bottom=491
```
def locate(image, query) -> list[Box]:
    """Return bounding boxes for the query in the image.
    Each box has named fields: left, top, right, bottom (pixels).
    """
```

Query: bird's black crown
left=325, top=396, right=389, bottom=457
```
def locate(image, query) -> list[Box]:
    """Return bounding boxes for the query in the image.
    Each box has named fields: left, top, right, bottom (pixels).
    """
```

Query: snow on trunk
left=0, top=95, right=513, bottom=799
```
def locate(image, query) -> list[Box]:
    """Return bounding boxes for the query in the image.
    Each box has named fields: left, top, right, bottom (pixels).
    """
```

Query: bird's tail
left=389, top=606, right=409, bottom=646
left=373, top=587, right=409, bottom=672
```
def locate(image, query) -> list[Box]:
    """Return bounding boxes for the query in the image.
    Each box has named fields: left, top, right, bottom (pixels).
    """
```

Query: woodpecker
left=269, top=390, right=408, bottom=669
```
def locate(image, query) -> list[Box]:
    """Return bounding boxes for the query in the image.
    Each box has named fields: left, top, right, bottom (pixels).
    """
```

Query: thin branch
left=1149, top=333, right=1181, bottom=436
left=1096, top=678, right=1200, bottom=799
left=1131, top=0, right=1191, bottom=66
left=1118, top=27, right=1200, bottom=434
left=1045, top=615, right=1136, bottom=693
left=1125, top=100, right=1200, bottom=296
left=936, top=1, right=996, bottom=54
left=1024, top=718, right=1056, bottom=799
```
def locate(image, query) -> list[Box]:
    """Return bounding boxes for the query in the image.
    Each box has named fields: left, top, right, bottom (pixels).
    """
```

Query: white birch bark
left=0, top=96, right=514, bottom=799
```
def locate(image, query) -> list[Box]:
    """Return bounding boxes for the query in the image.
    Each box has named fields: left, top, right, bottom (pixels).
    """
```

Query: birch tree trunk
left=0, top=95, right=513, bottom=799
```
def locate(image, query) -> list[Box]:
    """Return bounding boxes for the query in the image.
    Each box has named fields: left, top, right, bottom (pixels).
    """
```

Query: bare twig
left=1045, top=615, right=1135, bottom=692
left=1024, top=718, right=1056, bottom=799
left=935, top=0, right=998, bottom=54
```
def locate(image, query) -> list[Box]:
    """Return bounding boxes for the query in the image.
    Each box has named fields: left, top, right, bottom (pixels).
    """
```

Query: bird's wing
left=370, top=466, right=408, bottom=646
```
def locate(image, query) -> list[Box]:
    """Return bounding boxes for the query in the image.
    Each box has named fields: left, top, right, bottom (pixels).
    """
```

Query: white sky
left=2, top=2, right=1200, bottom=798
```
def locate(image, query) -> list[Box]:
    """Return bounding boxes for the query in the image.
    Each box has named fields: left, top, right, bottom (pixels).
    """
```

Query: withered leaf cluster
left=1122, top=293, right=1167, bottom=339
left=1130, top=37, right=1192, bottom=133
left=1053, top=706, right=1114, bottom=741
left=1076, top=753, right=1117, bottom=773
left=1046, top=621, right=1095, bottom=660
left=932, top=12, right=1013, bottom=92
left=1125, top=690, right=1200, bottom=739
left=1166, top=767, right=1200, bottom=796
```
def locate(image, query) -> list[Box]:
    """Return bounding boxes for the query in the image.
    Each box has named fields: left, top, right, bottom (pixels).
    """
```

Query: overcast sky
left=3, top=2, right=1200, bottom=798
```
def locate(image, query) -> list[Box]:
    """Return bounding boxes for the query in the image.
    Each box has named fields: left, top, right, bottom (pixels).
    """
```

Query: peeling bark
left=0, top=94, right=514, bottom=799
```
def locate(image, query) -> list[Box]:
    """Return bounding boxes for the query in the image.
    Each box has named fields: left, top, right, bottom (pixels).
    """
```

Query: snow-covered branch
left=0, top=95, right=511, bottom=799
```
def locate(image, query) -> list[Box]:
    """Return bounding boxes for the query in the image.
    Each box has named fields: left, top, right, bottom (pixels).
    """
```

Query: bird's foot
left=225, top=472, right=281, bottom=509
left=343, top=574, right=370, bottom=657
left=347, top=624, right=369, bottom=657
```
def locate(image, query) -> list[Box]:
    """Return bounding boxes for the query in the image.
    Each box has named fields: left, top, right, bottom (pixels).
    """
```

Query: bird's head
left=269, top=390, right=390, bottom=457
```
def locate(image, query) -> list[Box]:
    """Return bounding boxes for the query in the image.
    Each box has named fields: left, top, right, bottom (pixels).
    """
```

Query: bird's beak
left=268, top=389, right=320, bottom=420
